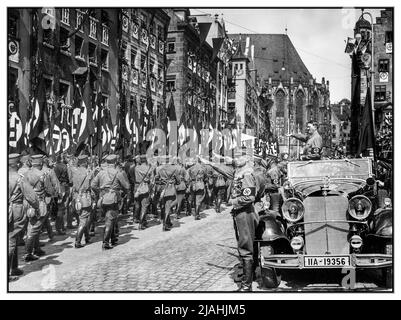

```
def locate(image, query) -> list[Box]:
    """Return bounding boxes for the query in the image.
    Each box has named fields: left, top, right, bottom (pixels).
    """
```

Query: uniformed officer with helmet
left=90, top=154, right=130, bottom=250
left=8, top=154, right=39, bottom=281
left=70, top=154, right=94, bottom=248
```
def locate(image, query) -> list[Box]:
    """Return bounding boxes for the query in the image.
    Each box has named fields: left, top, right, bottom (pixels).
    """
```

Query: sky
left=190, top=8, right=383, bottom=103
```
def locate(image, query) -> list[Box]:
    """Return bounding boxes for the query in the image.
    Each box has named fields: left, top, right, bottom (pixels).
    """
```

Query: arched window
left=275, top=89, right=285, bottom=144
left=295, top=90, right=304, bottom=132
left=312, top=92, right=319, bottom=121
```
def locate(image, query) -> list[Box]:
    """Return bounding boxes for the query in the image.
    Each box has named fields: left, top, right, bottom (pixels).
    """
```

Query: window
left=61, top=9, right=70, bottom=25
left=140, top=53, right=147, bottom=71
left=385, top=31, right=393, bottom=43
left=59, top=81, right=71, bottom=105
left=76, top=10, right=84, bottom=32
left=149, top=58, right=155, bottom=74
left=43, top=28, right=54, bottom=46
left=60, top=27, right=70, bottom=53
left=167, top=42, right=175, bottom=53
left=89, top=42, right=97, bottom=65
left=166, top=80, right=176, bottom=91
left=8, top=15, right=18, bottom=38
left=158, top=66, right=164, bottom=81
left=157, top=25, right=164, bottom=39
left=75, top=35, right=84, bottom=58
left=131, top=48, right=137, bottom=69
left=140, top=13, right=147, bottom=27
left=102, top=25, right=109, bottom=45
left=378, top=59, right=389, bottom=72
left=89, top=17, right=97, bottom=39
left=101, top=49, right=109, bottom=70
left=44, top=77, right=53, bottom=100
left=375, top=85, right=387, bottom=102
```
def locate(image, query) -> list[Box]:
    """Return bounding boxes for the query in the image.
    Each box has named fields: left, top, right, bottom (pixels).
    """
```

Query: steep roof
left=229, top=34, right=313, bottom=82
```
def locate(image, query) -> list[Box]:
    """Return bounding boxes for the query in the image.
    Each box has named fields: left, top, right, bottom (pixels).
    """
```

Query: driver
left=286, top=121, right=323, bottom=160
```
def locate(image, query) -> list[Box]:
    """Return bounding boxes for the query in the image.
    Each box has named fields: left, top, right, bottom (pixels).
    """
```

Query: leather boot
left=238, top=260, right=253, bottom=292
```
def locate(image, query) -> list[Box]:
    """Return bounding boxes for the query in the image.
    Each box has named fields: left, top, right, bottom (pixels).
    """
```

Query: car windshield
left=288, top=158, right=372, bottom=181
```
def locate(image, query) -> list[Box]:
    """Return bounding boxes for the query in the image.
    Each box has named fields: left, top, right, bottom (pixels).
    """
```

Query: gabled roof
left=229, top=34, right=313, bottom=82
left=231, top=41, right=249, bottom=61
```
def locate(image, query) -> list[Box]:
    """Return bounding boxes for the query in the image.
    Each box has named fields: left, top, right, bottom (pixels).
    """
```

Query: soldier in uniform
left=133, top=154, right=153, bottom=230
left=8, top=154, right=39, bottom=281
left=200, top=154, right=259, bottom=291
left=155, top=156, right=179, bottom=231
left=286, top=120, right=323, bottom=160
left=42, top=156, right=60, bottom=241
left=229, top=155, right=259, bottom=291
left=18, top=153, right=32, bottom=176
left=23, top=154, right=54, bottom=261
left=188, top=158, right=207, bottom=220
left=66, top=155, right=80, bottom=229
left=174, top=157, right=189, bottom=219
left=53, top=153, right=70, bottom=235
left=266, top=158, right=284, bottom=213
left=70, top=155, right=93, bottom=248
left=91, top=154, right=130, bottom=250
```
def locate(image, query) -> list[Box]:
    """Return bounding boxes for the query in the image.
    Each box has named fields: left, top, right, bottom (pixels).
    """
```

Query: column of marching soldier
left=8, top=150, right=288, bottom=290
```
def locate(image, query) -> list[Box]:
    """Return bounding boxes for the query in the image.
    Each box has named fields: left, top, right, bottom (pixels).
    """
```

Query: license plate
left=304, top=255, right=350, bottom=268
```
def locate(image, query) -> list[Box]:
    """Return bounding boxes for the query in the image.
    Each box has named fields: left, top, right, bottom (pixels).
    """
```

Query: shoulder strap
left=10, top=175, right=23, bottom=200
left=77, top=171, right=89, bottom=194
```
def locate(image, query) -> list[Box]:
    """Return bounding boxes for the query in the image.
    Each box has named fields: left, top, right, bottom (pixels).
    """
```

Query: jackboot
left=238, top=259, right=253, bottom=292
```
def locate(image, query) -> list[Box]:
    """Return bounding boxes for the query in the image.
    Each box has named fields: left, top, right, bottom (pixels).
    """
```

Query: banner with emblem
left=8, top=100, right=25, bottom=153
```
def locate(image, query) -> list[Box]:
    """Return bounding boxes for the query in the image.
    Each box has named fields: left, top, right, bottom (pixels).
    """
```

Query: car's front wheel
left=260, top=245, right=281, bottom=288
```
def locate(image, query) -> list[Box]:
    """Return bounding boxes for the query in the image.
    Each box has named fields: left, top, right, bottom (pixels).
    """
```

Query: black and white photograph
left=5, top=3, right=395, bottom=295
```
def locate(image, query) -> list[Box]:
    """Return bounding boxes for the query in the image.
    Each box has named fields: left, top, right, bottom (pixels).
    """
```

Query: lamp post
left=355, top=10, right=375, bottom=156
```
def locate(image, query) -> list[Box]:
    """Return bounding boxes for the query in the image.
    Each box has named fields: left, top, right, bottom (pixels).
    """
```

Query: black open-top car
left=256, top=158, right=393, bottom=289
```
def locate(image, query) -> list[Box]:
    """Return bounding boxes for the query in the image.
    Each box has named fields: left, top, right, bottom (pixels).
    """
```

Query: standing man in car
left=286, top=120, right=323, bottom=160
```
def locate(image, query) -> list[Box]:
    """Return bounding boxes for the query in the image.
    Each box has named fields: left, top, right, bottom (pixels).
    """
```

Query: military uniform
left=133, top=155, right=153, bottom=229
left=8, top=154, right=39, bottom=279
left=42, top=159, right=60, bottom=240
left=292, top=130, right=323, bottom=159
left=174, top=163, right=189, bottom=219
left=155, top=159, right=180, bottom=231
left=188, top=161, right=207, bottom=220
left=70, top=155, right=93, bottom=248
left=208, top=161, right=235, bottom=213
left=229, top=159, right=259, bottom=292
left=91, top=155, right=130, bottom=249
left=54, top=155, right=71, bottom=235
left=23, top=155, right=54, bottom=261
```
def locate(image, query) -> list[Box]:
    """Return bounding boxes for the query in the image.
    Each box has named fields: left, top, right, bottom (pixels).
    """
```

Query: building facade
left=166, top=9, right=230, bottom=130
left=118, top=9, right=170, bottom=134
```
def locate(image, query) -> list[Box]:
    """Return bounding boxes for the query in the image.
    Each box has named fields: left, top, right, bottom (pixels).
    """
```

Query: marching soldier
left=174, top=158, right=189, bottom=219
left=8, top=154, right=39, bottom=281
left=133, top=154, right=153, bottom=230
left=18, top=153, right=32, bottom=176
left=23, top=154, right=54, bottom=261
left=188, top=158, right=207, bottom=220
left=91, top=154, right=130, bottom=250
left=70, top=155, right=93, bottom=248
left=155, top=156, right=180, bottom=231
left=42, top=156, right=60, bottom=241
left=65, top=155, right=80, bottom=229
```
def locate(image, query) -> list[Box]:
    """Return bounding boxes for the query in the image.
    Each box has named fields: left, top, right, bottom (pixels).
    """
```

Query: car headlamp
left=348, top=195, right=372, bottom=220
left=282, top=198, right=305, bottom=223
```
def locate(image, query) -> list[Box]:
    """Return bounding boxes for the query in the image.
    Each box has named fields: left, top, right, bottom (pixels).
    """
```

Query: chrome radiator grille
left=303, top=196, right=350, bottom=255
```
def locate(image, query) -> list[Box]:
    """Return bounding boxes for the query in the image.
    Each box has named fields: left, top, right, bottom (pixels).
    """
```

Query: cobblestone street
left=9, top=205, right=387, bottom=292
